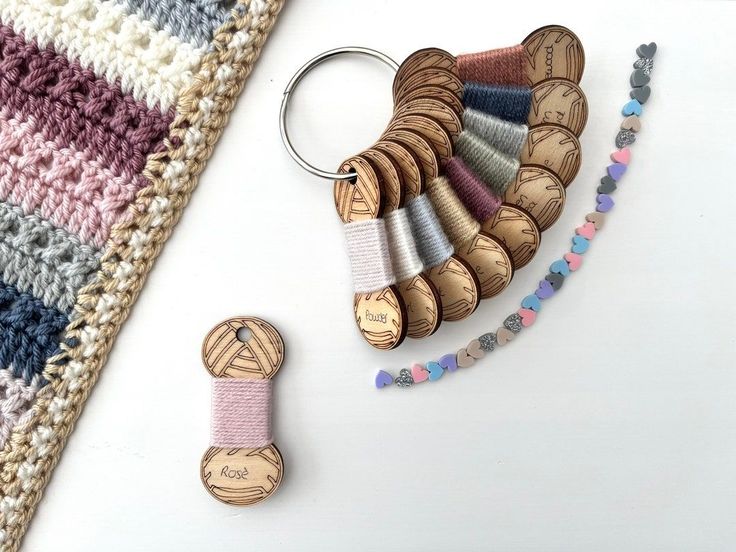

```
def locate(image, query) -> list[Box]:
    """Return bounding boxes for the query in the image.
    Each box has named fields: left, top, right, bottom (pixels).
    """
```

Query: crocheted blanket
left=0, top=0, right=283, bottom=548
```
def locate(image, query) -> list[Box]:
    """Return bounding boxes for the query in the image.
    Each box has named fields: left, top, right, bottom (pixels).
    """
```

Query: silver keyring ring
left=279, top=47, right=399, bottom=181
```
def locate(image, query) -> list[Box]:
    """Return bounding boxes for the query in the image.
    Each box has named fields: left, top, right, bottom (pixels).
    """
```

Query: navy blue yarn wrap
left=0, top=281, right=69, bottom=385
left=463, top=82, right=532, bottom=125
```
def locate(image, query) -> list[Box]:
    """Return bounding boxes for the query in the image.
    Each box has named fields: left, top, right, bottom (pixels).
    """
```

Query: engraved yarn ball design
left=481, top=204, right=541, bottom=270
left=504, top=165, right=566, bottom=231
left=353, top=287, right=408, bottom=350
left=394, top=67, right=463, bottom=103
left=382, top=128, right=440, bottom=185
left=392, top=97, right=462, bottom=141
left=333, top=156, right=383, bottom=223
left=528, top=78, right=588, bottom=136
left=396, top=84, right=464, bottom=116
left=201, top=445, right=284, bottom=506
left=397, top=274, right=442, bottom=339
left=522, top=25, right=585, bottom=86
left=358, top=149, right=404, bottom=213
left=426, top=255, right=481, bottom=322
left=520, top=124, right=581, bottom=186
left=392, top=47, right=458, bottom=100
left=385, top=114, right=454, bottom=165
left=456, top=232, right=514, bottom=299
left=201, top=317, right=285, bottom=379
left=373, top=139, right=424, bottom=199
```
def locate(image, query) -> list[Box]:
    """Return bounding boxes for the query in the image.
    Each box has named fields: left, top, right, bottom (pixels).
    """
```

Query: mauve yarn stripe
left=444, top=156, right=502, bottom=223
left=0, top=112, right=150, bottom=247
left=0, top=25, right=173, bottom=176
left=456, top=45, right=527, bottom=86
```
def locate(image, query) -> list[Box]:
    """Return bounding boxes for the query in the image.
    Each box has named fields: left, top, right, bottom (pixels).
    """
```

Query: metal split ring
left=279, top=47, right=399, bottom=181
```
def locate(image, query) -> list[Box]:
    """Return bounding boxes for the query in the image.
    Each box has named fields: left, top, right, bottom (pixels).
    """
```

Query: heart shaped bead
left=545, top=273, right=565, bottom=291
left=504, top=314, right=523, bottom=334
left=616, top=129, right=636, bottom=148
left=550, top=259, right=571, bottom=276
left=479, top=333, right=497, bottom=352
left=438, top=353, right=458, bottom=372
left=598, top=176, right=617, bottom=194
left=395, top=369, right=414, bottom=388
left=633, top=59, right=654, bottom=77
left=636, top=42, right=657, bottom=58
left=610, top=148, right=631, bottom=165
left=622, top=99, right=642, bottom=116
left=630, top=69, right=650, bottom=88
left=621, top=116, right=641, bottom=132
left=426, top=361, right=444, bottom=381
left=456, top=348, right=475, bottom=368
left=607, top=163, right=627, bottom=181
left=572, top=235, right=590, bottom=254
left=630, top=84, right=651, bottom=103
left=375, top=370, right=393, bottom=388
left=496, top=327, right=514, bottom=346
left=536, top=279, right=555, bottom=299
left=518, top=308, right=536, bottom=327
left=596, top=194, right=615, bottom=213
left=576, top=221, right=596, bottom=240
left=521, top=294, right=541, bottom=312
left=411, top=363, right=429, bottom=383
left=466, top=339, right=485, bottom=359
left=564, top=252, right=583, bottom=271
left=585, top=212, right=605, bottom=230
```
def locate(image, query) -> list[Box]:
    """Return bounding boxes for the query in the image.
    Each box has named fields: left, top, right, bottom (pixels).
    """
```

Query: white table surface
left=24, top=1, right=736, bottom=550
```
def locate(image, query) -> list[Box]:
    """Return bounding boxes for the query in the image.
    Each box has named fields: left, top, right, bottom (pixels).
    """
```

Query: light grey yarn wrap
left=463, top=108, right=528, bottom=158
left=455, top=130, right=521, bottom=196
left=406, top=195, right=454, bottom=269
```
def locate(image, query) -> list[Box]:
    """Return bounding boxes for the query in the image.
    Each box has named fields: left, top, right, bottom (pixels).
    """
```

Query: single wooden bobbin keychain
left=200, top=317, right=285, bottom=505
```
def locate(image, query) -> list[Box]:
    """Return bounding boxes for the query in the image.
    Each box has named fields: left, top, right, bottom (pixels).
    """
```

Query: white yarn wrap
left=1, top=0, right=205, bottom=110
left=344, top=219, right=396, bottom=293
left=383, top=208, right=423, bottom=282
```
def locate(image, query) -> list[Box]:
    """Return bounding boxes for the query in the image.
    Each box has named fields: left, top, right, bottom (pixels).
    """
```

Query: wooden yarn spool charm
left=503, top=165, right=566, bottom=232
left=481, top=204, right=541, bottom=270
left=522, top=25, right=586, bottom=87
left=200, top=317, right=285, bottom=506
left=336, top=156, right=408, bottom=350
left=519, top=124, right=582, bottom=186
left=528, top=78, right=588, bottom=136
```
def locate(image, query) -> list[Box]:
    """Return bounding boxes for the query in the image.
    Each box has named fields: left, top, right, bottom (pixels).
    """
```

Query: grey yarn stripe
left=455, top=130, right=521, bottom=196
left=119, top=0, right=237, bottom=48
left=406, top=195, right=454, bottom=269
left=463, top=108, right=528, bottom=158
left=0, top=203, right=101, bottom=313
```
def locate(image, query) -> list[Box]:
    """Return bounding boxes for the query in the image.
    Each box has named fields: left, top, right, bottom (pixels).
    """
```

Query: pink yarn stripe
left=444, top=156, right=502, bottom=222
left=0, top=25, right=173, bottom=176
left=456, top=45, right=527, bottom=86
left=0, top=113, right=150, bottom=247
left=211, top=379, right=272, bottom=449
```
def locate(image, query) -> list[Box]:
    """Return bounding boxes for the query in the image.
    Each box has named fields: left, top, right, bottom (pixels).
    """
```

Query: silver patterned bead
left=634, top=57, right=654, bottom=76
left=504, top=313, right=523, bottom=334
left=479, top=332, right=497, bottom=351
left=616, top=129, right=636, bottom=148
left=395, top=368, right=414, bottom=388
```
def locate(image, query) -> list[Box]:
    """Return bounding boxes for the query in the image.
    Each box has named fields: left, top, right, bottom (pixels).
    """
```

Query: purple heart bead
left=607, top=163, right=627, bottom=181
left=438, top=353, right=458, bottom=372
left=535, top=279, right=555, bottom=300
left=375, top=370, right=393, bottom=389
left=596, top=194, right=615, bottom=213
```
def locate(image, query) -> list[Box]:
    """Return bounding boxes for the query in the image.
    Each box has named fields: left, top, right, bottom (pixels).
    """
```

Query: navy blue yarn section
left=463, top=82, right=532, bottom=125
left=0, top=280, right=68, bottom=385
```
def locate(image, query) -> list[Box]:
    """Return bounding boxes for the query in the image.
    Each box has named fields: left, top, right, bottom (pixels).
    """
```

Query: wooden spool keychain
left=200, top=317, right=285, bottom=505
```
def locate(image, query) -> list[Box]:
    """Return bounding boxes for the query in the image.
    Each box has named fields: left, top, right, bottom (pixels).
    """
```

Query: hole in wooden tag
left=236, top=327, right=253, bottom=343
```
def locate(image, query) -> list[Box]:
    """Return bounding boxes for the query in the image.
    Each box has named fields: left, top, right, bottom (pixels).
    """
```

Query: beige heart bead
left=466, top=339, right=485, bottom=360
left=496, top=327, right=515, bottom=346
left=585, top=212, right=606, bottom=230
left=456, top=348, right=475, bottom=368
left=621, top=115, right=641, bottom=132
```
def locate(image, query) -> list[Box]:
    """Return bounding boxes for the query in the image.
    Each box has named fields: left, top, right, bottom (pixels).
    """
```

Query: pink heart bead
left=575, top=221, right=596, bottom=240
left=564, top=252, right=583, bottom=271
left=411, top=363, right=429, bottom=383
left=518, top=308, right=537, bottom=327
left=610, top=148, right=631, bottom=165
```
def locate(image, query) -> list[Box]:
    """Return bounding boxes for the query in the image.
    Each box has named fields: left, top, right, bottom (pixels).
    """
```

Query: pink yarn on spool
left=456, top=45, right=527, bottom=86
left=211, top=379, right=272, bottom=448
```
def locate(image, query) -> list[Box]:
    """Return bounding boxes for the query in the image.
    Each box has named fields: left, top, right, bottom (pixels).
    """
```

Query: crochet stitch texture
left=0, top=1, right=284, bottom=549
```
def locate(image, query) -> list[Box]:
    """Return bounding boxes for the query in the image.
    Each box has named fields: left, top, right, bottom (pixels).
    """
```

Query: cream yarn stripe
left=0, top=0, right=206, bottom=110
left=0, top=2, right=285, bottom=550
left=383, top=209, right=423, bottom=282
left=344, top=219, right=396, bottom=293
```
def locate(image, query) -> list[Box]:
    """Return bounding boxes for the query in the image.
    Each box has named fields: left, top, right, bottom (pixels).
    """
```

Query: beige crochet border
left=0, top=1, right=285, bottom=549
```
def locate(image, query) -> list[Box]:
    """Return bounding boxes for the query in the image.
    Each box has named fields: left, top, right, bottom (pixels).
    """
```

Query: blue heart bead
left=426, top=361, right=444, bottom=381
left=521, top=294, right=541, bottom=312
left=622, top=99, right=642, bottom=116
left=572, top=236, right=590, bottom=254
left=550, top=259, right=571, bottom=277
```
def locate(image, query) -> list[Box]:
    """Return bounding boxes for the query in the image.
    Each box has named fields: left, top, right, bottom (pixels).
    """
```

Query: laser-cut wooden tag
left=504, top=165, right=566, bottom=231
left=456, top=232, right=514, bottom=299
left=519, top=124, right=581, bottom=186
left=384, top=113, right=454, bottom=165
left=528, top=78, right=588, bottom=136
left=200, top=317, right=284, bottom=506
left=395, top=84, right=464, bottom=116
left=481, top=204, right=541, bottom=269
left=392, top=97, right=462, bottom=142
left=522, top=25, right=585, bottom=86
left=392, top=47, right=458, bottom=100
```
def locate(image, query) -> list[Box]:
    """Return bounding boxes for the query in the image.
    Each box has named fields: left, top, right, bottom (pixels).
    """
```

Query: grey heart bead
left=503, top=313, right=523, bottom=334
left=395, top=368, right=414, bottom=388
left=630, top=69, right=650, bottom=88
left=636, top=42, right=657, bottom=58
left=479, top=332, right=497, bottom=351
left=545, top=273, right=565, bottom=291
left=633, top=57, right=654, bottom=76
left=630, top=85, right=651, bottom=104
left=598, top=176, right=617, bottom=194
left=616, top=129, right=636, bottom=148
